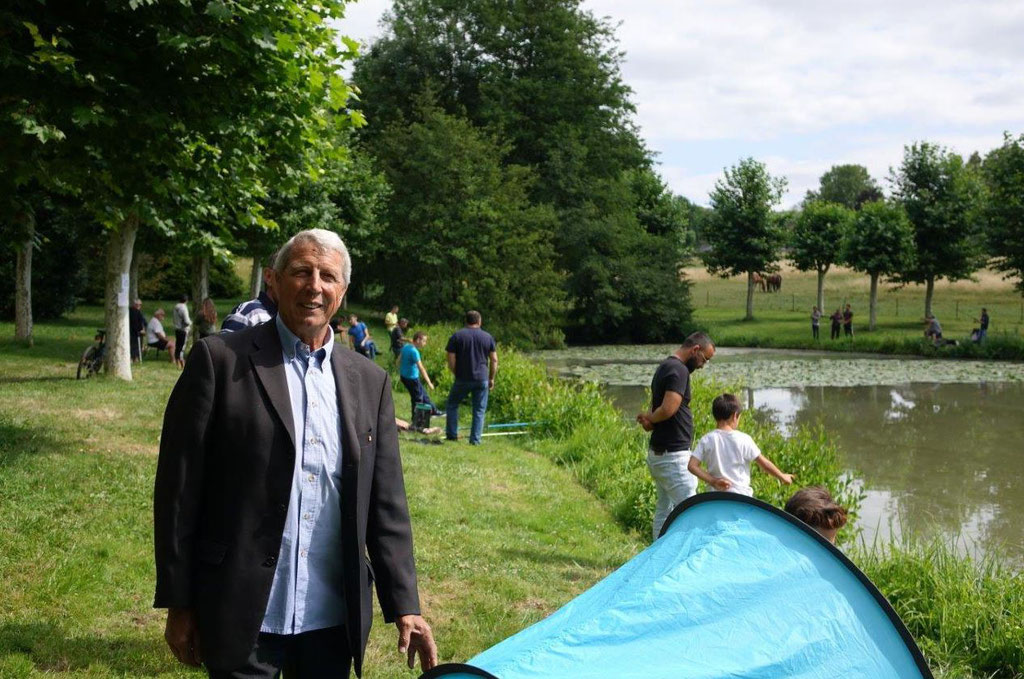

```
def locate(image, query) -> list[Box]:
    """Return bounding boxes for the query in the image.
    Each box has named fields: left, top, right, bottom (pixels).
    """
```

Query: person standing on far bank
left=445, top=310, right=498, bottom=445
left=636, top=332, right=716, bottom=540
left=842, top=303, right=854, bottom=339
left=154, top=229, right=437, bottom=678
left=810, top=306, right=821, bottom=341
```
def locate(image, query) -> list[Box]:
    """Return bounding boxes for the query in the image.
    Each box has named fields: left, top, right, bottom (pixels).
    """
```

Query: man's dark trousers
left=206, top=626, right=351, bottom=679
left=400, top=376, right=439, bottom=416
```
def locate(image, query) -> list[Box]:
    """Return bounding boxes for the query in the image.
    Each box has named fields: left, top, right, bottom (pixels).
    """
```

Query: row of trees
left=704, top=134, right=1024, bottom=327
left=4, top=0, right=697, bottom=365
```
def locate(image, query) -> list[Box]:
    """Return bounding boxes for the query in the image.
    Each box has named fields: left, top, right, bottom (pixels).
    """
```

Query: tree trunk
left=869, top=272, right=879, bottom=331
left=14, top=213, right=34, bottom=346
left=924, top=276, right=935, bottom=318
left=129, top=248, right=140, bottom=304
left=103, top=215, right=140, bottom=380
left=745, top=271, right=755, bottom=321
left=249, top=254, right=263, bottom=300
left=190, top=252, right=210, bottom=346
left=816, top=267, right=826, bottom=313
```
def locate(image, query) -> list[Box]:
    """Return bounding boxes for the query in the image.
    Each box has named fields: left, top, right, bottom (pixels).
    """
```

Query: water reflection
left=596, top=377, right=1024, bottom=567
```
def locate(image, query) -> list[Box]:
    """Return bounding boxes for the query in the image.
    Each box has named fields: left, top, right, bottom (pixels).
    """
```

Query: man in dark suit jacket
left=154, top=229, right=437, bottom=677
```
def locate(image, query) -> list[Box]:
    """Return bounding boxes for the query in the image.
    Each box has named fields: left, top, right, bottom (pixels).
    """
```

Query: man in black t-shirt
left=129, top=299, right=147, bottom=363
left=444, top=310, right=498, bottom=445
left=636, top=331, right=715, bottom=539
left=390, top=318, right=409, bottom=358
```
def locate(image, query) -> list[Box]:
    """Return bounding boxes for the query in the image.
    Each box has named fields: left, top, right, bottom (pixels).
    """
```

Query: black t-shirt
left=446, top=327, right=496, bottom=381
left=649, top=356, right=693, bottom=452
left=981, top=313, right=989, bottom=330
left=390, top=325, right=404, bottom=353
left=129, top=307, right=147, bottom=335
left=842, top=310, right=853, bottom=326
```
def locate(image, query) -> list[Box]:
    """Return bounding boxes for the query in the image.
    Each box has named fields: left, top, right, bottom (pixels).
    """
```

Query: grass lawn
left=688, top=264, right=1024, bottom=352
left=0, top=308, right=641, bottom=678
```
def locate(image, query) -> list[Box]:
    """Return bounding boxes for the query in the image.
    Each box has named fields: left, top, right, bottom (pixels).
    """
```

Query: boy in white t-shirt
left=688, top=393, right=794, bottom=496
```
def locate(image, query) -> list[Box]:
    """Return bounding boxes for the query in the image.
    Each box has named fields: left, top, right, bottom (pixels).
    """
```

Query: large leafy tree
left=982, top=133, right=1024, bottom=294
left=705, top=158, right=787, bottom=321
left=805, top=164, right=883, bottom=210
left=369, top=100, right=565, bottom=348
left=789, top=201, right=853, bottom=311
left=843, top=201, right=915, bottom=330
left=353, top=0, right=689, bottom=341
left=891, top=142, right=984, bottom=317
left=3, top=0, right=359, bottom=378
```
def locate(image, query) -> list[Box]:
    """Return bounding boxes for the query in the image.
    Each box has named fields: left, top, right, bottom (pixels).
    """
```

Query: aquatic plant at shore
left=853, top=537, right=1024, bottom=678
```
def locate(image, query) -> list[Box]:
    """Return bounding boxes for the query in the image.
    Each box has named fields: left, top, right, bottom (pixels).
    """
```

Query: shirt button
left=307, top=473, right=315, bottom=482
left=300, top=549, right=308, bottom=558
left=303, top=512, right=312, bottom=521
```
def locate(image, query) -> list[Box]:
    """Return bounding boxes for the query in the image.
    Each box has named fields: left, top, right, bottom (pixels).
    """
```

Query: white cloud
left=339, top=0, right=1024, bottom=204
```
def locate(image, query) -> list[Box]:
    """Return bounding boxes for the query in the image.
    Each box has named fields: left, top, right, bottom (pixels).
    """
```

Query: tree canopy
left=982, top=133, right=1024, bottom=293
left=805, top=164, right=882, bottom=210
left=352, top=0, right=691, bottom=343
left=890, top=142, right=984, bottom=316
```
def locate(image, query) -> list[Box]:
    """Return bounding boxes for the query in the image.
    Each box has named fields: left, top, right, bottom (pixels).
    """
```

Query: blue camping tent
left=422, top=493, right=932, bottom=678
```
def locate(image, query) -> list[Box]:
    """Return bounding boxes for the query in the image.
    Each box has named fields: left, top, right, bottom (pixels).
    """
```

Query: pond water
left=535, top=347, right=1024, bottom=568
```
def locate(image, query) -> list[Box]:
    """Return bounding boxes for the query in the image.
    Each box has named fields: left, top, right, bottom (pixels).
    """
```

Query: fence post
left=896, top=298, right=899, bottom=317
left=956, top=301, right=959, bottom=319
left=706, top=290, right=710, bottom=306
left=791, top=294, right=795, bottom=311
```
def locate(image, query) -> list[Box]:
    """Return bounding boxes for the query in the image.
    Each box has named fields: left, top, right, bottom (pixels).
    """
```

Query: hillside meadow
left=687, top=264, right=1024, bottom=359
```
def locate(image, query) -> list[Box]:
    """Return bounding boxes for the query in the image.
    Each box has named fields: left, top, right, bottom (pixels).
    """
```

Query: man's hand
left=165, top=607, right=202, bottom=667
left=710, top=477, right=732, bottom=491
left=778, top=473, right=795, bottom=485
left=636, top=413, right=653, bottom=432
left=488, top=378, right=495, bottom=390
left=397, top=614, right=438, bottom=671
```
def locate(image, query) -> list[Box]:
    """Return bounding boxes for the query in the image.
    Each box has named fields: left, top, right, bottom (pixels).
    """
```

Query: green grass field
left=688, top=265, right=1024, bottom=355
left=0, top=307, right=641, bottom=678
left=3, top=305, right=1023, bottom=677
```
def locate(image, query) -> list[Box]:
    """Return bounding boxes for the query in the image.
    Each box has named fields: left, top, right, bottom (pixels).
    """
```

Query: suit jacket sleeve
left=366, top=373, right=421, bottom=622
left=153, top=339, right=216, bottom=608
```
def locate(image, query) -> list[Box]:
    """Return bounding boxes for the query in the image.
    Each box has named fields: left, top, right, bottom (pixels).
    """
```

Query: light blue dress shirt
left=261, top=316, right=346, bottom=634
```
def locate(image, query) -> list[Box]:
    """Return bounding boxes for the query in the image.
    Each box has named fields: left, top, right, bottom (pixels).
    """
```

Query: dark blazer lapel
left=331, top=347, right=362, bottom=470
left=250, top=321, right=296, bottom=451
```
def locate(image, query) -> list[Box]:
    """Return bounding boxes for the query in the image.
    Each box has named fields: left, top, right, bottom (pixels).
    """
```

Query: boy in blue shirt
left=399, top=331, right=443, bottom=419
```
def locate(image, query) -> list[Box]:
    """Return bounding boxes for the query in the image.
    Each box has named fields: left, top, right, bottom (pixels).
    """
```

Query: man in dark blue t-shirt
left=444, top=310, right=498, bottom=444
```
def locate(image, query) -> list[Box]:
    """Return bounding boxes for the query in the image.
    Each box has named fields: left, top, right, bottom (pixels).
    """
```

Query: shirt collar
left=276, top=315, right=334, bottom=365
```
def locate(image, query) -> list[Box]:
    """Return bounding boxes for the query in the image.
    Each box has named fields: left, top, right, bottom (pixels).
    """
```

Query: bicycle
left=77, top=329, right=106, bottom=379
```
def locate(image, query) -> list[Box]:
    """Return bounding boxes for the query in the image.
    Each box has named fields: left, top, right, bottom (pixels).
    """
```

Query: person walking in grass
left=687, top=393, right=794, bottom=497
left=385, top=305, right=399, bottom=334
left=391, top=318, right=410, bottom=359
left=399, top=331, right=444, bottom=419
left=842, top=303, right=854, bottom=339
left=172, top=294, right=191, bottom=368
left=445, top=310, right=498, bottom=445
left=636, top=332, right=715, bottom=540
left=810, top=306, right=821, bottom=341
left=830, top=308, right=842, bottom=340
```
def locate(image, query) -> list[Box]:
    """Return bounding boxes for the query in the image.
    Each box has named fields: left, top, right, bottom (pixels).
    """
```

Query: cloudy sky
left=339, top=0, right=1024, bottom=206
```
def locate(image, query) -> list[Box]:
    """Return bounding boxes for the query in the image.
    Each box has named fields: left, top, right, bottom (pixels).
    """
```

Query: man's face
left=685, top=345, right=715, bottom=372
left=275, top=243, right=347, bottom=343
left=414, top=335, right=428, bottom=348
